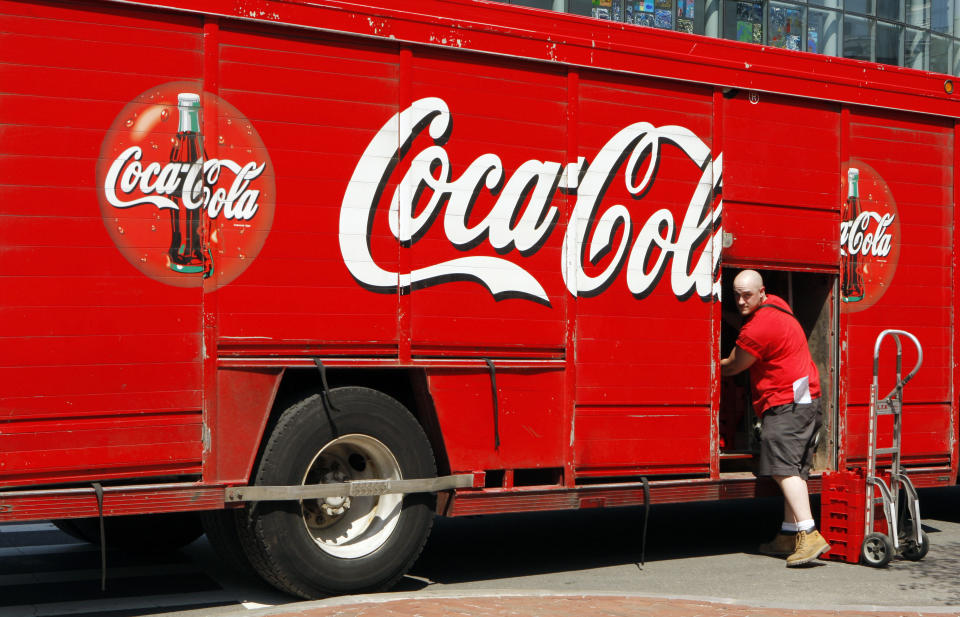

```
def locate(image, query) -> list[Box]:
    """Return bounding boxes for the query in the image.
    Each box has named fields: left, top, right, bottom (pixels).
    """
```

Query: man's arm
left=720, top=345, right=756, bottom=377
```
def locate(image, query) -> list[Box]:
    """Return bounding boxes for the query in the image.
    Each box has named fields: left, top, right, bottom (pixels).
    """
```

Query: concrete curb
left=241, top=589, right=960, bottom=617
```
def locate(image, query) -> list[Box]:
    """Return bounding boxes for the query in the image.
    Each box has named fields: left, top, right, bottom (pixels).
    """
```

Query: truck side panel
left=406, top=49, right=568, bottom=357
left=572, top=72, right=716, bottom=477
left=0, top=0, right=205, bottom=487
left=843, top=109, right=954, bottom=467
left=214, top=24, right=401, bottom=356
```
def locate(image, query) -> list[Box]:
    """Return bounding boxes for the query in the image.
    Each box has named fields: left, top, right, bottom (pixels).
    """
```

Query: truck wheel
left=201, top=509, right=257, bottom=576
left=52, top=512, right=203, bottom=551
left=861, top=532, right=894, bottom=567
left=237, top=387, right=437, bottom=598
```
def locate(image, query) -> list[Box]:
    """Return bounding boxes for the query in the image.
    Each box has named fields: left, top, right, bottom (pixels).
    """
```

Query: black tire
left=201, top=509, right=258, bottom=576
left=52, top=512, right=204, bottom=552
left=900, top=529, right=930, bottom=561
left=236, top=387, right=437, bottom=599
left=861, top=532, right=894, bottom=567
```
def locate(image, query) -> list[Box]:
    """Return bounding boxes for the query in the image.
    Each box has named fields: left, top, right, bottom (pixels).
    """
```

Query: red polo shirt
left=736, top=294, right=821, bottom=415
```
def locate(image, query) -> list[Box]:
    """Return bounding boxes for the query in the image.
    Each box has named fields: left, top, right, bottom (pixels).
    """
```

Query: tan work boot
left=758, top=532, right=797, bottom=556
left=786, top=529, right=830, bottom=566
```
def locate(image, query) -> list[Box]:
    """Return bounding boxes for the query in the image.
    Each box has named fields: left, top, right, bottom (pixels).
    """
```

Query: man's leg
left=758, top=476, right=806, bottom=557
left=758, top=402, right=826, bottom=561
left=775, top=474, right=829, bottom=566
left=775, top=475, right=812, bottom=523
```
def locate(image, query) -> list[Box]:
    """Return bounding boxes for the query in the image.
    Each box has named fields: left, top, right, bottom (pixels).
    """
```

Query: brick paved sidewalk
left=253, top=594, right=957, bottom=617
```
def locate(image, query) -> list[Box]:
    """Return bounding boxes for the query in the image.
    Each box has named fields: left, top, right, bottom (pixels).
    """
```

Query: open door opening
left=719, top=268, right=837, bottom=475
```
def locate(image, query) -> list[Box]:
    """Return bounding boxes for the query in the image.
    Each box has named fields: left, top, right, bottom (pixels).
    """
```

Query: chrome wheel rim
left=300, top=434, right=402, bottom=559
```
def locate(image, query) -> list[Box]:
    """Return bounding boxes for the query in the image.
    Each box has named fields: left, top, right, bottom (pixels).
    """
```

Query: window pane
left=809, top=8, right=841, bottom=54
left=628, top=0, right=656, bottom=25
left=810, top=0, right=840, bottom=8
left=655, top=0, right=674, bottom=28
left=876, top=21, right=902, bottom=63
left=846, top=0, right=874, bottom=14
left=512, top=0, right=557, bottom=8
left=570, top=0, right=595, bottom=15
left=954, top=39, right=960, bottom=73
left=905, top=27, right=928, bottom=67
left=593, top=0, right=623, bottom=20
left=955, top=0, right=960, bottom=36
left=770, top=3, right=804, bottom=48
left=844, top=14, right=874, bottom=59
left=905, top=0, right=930, bottom=26
left=876, top=0, right=902, bottom=19
left=676, top=0, right=697, bottom=32
left=930, top=33, right=950, bottom=70
left=725, top=0, right=764, bottom=42
left=931, top=0, right=952, bottom=31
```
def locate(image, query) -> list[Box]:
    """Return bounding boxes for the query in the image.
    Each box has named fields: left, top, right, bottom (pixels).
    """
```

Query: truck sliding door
left=719, top=91, right=840, bottom=473
left=572, top=72, right=718, bottom=479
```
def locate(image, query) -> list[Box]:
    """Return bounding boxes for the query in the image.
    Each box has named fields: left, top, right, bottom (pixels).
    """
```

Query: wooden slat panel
left=723, top=93, right=840, bottom=209
left=723, top=202, right=839, bottom=267
left=844, top=403, right=952, bottom=462
left=575, top=406, right=710, bottom=470
left=845, top=108, right=953, bottom=419
left=214, top=23, right=400, bottom=344
left=0, top=413, right=203, bottom=486
left=0, top=1, right=205, bottom=487
left=428, top=369, right=565, bottom=471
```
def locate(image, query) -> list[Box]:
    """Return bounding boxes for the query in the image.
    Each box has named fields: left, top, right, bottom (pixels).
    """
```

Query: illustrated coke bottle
left=168, top=92, right=212, bottom=277
left=841, top=167, right=864, bottom=302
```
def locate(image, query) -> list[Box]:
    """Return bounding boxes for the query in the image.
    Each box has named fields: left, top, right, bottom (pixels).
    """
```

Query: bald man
left=720, top=270, right=830, bottom=567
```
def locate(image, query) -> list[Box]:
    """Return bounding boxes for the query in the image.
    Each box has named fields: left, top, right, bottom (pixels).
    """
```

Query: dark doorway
left=719, top=268, right=837, bottom=474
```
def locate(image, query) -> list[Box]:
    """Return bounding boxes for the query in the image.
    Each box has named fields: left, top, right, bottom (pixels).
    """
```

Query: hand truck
left=860, top=329, right=929, bottom=567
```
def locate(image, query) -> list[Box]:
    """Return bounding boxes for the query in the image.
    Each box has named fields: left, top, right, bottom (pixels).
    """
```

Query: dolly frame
left=863, top=329, right=925, bottom=565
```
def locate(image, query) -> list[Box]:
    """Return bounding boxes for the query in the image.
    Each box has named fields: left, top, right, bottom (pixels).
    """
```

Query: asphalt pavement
left=232, top=485, right=960, bottom=617
left=4, top=486, right=959, bottom=616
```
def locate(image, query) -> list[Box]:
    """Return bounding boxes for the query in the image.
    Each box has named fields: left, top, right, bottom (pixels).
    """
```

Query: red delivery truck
left=1, top=0, right=957, bottom=598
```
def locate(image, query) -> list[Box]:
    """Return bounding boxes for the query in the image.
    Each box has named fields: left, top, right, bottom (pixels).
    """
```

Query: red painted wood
left=0, top=413, right=203, bottom=486
left=77, top=0, right=960, bottom=117
left=722, top=93, right=840, bottom=209
left=209, top=367, right=282, bottom=483
left=0, top=0, right=205, bottom=487
left=0, top=0, right=957, bottom=521
left=0, top=485, right=226, bottom=523
left=427, top=368, right=566, bottom=472
left=722, top=202, right=839, bottom=268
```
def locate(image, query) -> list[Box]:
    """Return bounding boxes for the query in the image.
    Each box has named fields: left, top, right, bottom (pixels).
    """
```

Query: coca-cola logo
left=340, top=97, right=722, bottom=305
left=96, top=82, right=275, bottom=289
left=839, top=160, right=899, bottom=313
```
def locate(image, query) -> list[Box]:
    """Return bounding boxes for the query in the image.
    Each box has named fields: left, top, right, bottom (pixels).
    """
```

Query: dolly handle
left=873, top=329, right=923, bottom=396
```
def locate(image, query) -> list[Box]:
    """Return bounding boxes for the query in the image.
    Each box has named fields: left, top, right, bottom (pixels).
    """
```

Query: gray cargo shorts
left=757, top=398, right=822, bottom=479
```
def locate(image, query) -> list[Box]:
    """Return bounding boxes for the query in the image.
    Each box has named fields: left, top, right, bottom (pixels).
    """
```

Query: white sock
left=797, top=519, right=815, bottom=532
left=782, top=522, right=800, bottom=533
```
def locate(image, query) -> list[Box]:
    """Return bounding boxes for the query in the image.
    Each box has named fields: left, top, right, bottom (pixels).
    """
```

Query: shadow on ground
left=407, top=485, right=959, bottom=587
left=406, top=494, right=787, bottom=586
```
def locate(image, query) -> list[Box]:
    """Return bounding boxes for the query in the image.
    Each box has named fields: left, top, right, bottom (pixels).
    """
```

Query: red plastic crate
left=820, top=469, right=890, bottom=563
left=820, top=469, right=867, bottom=563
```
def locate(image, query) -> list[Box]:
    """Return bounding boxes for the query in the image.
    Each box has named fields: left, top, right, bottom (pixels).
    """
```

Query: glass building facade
left=502, top=0, right=960, bottom=74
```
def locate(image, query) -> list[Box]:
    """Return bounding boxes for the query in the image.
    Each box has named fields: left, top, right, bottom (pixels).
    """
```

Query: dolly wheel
left=861, top=532, right=894, bottom=567
left=901, top=530, right=929, bottom=561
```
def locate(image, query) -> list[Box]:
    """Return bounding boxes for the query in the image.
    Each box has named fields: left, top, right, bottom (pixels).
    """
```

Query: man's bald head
left=733, top=269, right=766, bottom=316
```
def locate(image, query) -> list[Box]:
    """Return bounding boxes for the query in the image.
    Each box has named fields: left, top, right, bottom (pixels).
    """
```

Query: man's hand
left=720, top=345, right=756, bottom=377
